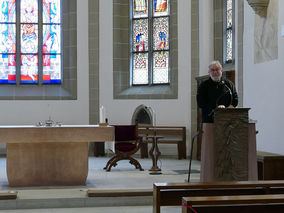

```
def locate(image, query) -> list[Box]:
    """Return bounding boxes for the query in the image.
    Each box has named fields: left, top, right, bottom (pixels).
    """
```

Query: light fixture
left=247, top=0, right=270, bottom=17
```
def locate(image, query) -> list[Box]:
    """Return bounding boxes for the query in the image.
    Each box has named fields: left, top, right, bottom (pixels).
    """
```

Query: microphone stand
left=224, top=83, right=233, bottom=106
left=209, top=81, right=233, bottom=116
left=187, top=123, right=202, bottom=182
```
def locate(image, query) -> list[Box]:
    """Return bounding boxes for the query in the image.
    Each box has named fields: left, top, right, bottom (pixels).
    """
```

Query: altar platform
left=0, top=156, right=200, bottom=211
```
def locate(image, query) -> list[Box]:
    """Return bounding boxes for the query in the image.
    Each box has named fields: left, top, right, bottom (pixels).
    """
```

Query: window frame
left=130, top=0, right=170, bottom=86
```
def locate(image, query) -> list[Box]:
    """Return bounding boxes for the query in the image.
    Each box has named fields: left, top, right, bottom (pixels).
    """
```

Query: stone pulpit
left=200, top=108, right=258, bottom=182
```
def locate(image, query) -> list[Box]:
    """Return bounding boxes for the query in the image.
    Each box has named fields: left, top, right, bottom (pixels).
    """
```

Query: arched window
left=131, top=0, right=170, bottom=85
left=0, top=0, right=62, bottom=84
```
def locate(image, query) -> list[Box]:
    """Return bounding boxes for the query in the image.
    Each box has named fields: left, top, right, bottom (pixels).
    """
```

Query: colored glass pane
left=133, top=0, right=148, bottom=18
left=153, top=51, right=168, bottom=84
left=227, top=0, right=232, bottom=11
left=0, top=53, right=16, bottom=83
left=133, top=19, right=148, bottom=52
left=43, top=0, right=61, bottom=24
left=43, top=54, right=61, bottom=83
left=21, top=24, right=38, bottom=54
left=226, top=29, right=232, bottom=62
left=0, top=0, right=16, bottom=23
left=43, top=24, right=61, bottom=54
left=0, top=23, right=15, bottom=53
left=133, top=53, right=148, bottom=85
left=227, top=8, right=232, bottom=28
left=21, top=0, right=38, bottom=23
left=153, top=0, right=169, bottom=17
left=153, top=17, right=168, bottom=50
left=21, top=54, right=38, bottom=83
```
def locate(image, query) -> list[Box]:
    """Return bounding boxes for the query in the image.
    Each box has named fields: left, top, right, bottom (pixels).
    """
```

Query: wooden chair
left=104, top=125, right=144, bottom=171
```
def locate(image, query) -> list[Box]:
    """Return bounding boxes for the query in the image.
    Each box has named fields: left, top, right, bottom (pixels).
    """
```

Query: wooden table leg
left=149, top=136, right=161, bottom=171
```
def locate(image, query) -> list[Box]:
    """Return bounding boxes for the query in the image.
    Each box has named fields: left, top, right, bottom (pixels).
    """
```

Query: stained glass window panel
left=153, top=17, right=169, bottom=50
left=21, top=54, right=38, bottom=83
left=0, top=23, right=15, bottom=53
left=227, top=0, right=232, bottom=11
left=226, top=29, right=232, bottom=62
left=153, top=51, right=168, bottom=84
left=0, top=0, right=16, bottom=23
left=21, top=0, right=38, bottom=23
left=43, top=24, right=61, bottom=54
left=0, top=53, right=16, bottom=83
left=227, top=9, right=232, bottom=28
left=21, top=24, right=38, bottom=53
left=133, top=19, right=148, bottom=52
left=43, top=54, right=61, bottom=83
left=133, top=0, right=148, bottom=18
left=226, top=0, right=232, bottom=29
left=133, top=53, right=148, bottom=85
left=43, top=0, right=61, bottom=24
left=153, top=0, right=169, bottom=17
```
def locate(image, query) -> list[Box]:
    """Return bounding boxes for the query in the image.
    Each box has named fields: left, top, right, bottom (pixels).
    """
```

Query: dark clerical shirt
left=196, top=77, right=238, bottom=123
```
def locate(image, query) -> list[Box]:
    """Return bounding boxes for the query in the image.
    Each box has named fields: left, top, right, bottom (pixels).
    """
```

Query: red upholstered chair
left=104, top=125, right=144, bottom=171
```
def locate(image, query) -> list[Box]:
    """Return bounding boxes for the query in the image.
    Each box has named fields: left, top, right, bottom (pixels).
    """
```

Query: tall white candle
left=99, top=106, right=106, bottom=123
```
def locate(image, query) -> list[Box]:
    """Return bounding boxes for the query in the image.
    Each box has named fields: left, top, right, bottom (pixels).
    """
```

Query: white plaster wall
left=199, top=0, right=214, bottom=76
left=0, top=0, right=89, bottom=126
left=99, top=0, right=191, bottom=156
left=243, top=0, right=284, bottom=154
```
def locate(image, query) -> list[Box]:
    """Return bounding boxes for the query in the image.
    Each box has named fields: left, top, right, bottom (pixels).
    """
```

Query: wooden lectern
left=200, top=108, right=258, bottom=182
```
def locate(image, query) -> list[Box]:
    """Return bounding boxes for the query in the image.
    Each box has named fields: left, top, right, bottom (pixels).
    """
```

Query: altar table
left=0, top=125, right=114, bottom=187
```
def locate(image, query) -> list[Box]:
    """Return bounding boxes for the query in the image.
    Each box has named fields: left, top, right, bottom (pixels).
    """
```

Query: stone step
left=0, top=188, right=153, bottom=210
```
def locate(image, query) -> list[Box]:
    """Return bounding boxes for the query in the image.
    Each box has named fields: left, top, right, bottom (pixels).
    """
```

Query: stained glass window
left=131, top=0, right=170, bottom=85
left=153, top=17, right=169, bottom=50
left=0, top=0, right=62, bottom=84
left=133, top=53, right=148, bottom=84
left=0, top=0, right=16, bottom=83
left=42, top=0, right=61, bottom=83
left=224, top=0, right=233, bottom=64
left=133, top=19, right=148, bottom=52
left=133, top=0, right=147, bottom=18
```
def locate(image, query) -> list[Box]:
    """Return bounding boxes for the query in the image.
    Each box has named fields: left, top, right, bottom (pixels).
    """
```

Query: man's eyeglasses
left=210, top=68, right=220, bottom=72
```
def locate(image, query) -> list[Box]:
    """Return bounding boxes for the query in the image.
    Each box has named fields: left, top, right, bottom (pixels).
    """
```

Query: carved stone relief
left=254, top=0, right=278, bottom=64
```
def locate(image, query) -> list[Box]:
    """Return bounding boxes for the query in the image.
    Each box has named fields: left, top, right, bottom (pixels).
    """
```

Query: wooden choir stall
left=0, top=125, right=114, bottom=187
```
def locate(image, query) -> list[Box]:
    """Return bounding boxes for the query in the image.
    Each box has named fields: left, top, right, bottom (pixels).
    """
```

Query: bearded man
left=196, top=60, right=238, bottom=123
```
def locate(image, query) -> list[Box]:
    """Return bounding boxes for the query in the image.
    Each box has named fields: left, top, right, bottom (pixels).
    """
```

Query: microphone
left=208, top=81, right=233, bottom=116
left=222, top=81, right=232, bottom=106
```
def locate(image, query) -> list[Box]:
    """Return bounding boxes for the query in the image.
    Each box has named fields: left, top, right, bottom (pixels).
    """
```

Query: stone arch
left=131, top=105, right=153, bottom=125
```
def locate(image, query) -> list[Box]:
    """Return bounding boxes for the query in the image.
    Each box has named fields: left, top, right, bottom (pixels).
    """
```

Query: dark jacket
left=196, top=77, right=238, bottom=123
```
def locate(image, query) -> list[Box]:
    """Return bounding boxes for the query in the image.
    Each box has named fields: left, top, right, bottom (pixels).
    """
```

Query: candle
left=99, top=106, right=106, bottom=123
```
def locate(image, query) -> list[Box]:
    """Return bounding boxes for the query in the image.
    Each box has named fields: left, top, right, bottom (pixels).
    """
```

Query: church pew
left=182, top=194, right=284, bottom=213
left=138, top=126, right=186, bottom=159
left=153, top=181, right=284, bottom=213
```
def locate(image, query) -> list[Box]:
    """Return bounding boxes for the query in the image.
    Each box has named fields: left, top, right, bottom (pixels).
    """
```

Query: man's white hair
left=208, top=60, right=223, bottom=72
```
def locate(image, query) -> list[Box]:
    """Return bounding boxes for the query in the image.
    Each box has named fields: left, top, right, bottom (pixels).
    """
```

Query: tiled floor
left=0, top=156, right=200, bottom=212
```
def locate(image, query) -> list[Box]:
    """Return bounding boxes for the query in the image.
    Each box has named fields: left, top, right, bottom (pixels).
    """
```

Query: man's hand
left=218, top=105, right=225, bottom=108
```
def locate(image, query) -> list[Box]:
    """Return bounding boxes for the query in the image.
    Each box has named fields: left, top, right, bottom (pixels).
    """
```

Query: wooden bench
left=182, top=194, right=284, bottom=213
left=138, top=126, right=186, bottom=159
left=153, top=181, right=284, bottom=213
left=257, top=151, right=284, bottom=180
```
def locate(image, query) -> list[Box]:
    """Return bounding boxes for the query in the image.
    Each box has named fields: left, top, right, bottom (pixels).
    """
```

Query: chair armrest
left=137, top=136, right=144, bottom=143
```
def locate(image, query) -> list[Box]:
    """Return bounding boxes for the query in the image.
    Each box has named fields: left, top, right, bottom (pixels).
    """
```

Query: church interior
left=0, top=0, right=284, bottom=212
